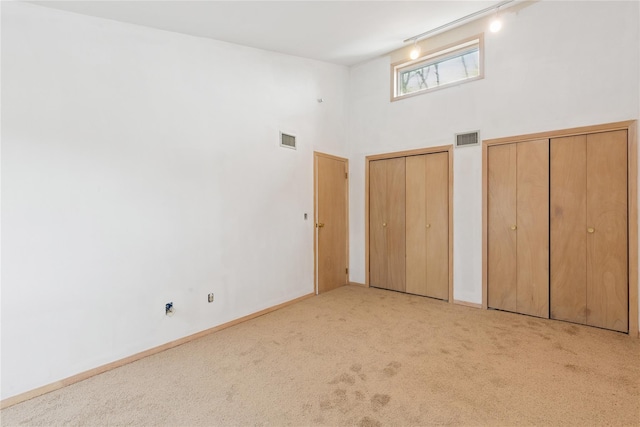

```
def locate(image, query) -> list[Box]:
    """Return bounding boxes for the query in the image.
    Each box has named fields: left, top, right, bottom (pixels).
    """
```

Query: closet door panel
left=426, top=152, right=449, bottom=300
left=406, top=155, right=427, bottom=296
left=550, top=135, right=588, bottom=324
left=586, top=130, right=628, bottom=332
left=386, top=157, right=406, bottom=292
left=487, top=144, right=517, bottom=312
left=369, top=160, right=387, bottom=288
left=516, top=139, right=549, bottom=318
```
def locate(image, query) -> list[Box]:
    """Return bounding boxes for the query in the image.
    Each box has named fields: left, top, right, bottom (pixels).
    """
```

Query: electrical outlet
left=165, top=302, right=174, bottom=315
left=208, top=293, right=214, bottom=303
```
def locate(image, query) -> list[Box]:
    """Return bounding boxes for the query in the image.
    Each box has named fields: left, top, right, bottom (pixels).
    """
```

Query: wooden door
left=315, top=153, right=348, bottom=294
left=406, top=153, right=449, bottom=299
left=406, top=155, right=427, bottom=296
left=586, top=130, right=628, bottom=332
left=369, top=160, right=387, bottom=289
left=516, top=139, right=549, bottom=318
left=551, top=131, right=628, bottom=332
left=488, top=140, right=548, bottom=317
left=387, top=158, right=406, bottom=292
left=369, top=157, right=406, bottom=292
left=425, top=152, right=449, bottom=300
left=551, top=135, right=588, bottom=324
left=488, top=144, right=517, bottom=312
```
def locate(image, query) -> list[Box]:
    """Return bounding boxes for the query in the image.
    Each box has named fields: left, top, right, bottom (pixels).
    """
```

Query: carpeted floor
left=2, top=285, right=639, bottom=426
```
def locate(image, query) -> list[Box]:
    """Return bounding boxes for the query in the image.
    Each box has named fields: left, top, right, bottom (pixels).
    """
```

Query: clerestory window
left=392, top=35, right=483, bottom=101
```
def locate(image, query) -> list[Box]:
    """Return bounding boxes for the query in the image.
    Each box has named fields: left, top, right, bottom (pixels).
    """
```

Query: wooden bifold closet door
left=550, top=130, right=628, bottom=332
left=369, top=150, right=450, bottom=297
left=487, top=139, right=549, bottom=318
left=487, top=129, right=629, bottom=332
left=406, top=153, right=449, bottom=300
left=370, top=157, right=406, bottom=292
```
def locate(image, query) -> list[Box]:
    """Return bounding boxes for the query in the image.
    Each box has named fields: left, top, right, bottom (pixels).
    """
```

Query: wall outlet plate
left=208, top=293, right=214, bottom=303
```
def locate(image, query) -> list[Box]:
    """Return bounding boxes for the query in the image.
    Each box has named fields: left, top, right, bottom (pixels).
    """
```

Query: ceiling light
left=409, top=40, right=421, bottom=60
left=490, top=6, right=503, bottom=33
left=490, top=18, right=502, bottom=33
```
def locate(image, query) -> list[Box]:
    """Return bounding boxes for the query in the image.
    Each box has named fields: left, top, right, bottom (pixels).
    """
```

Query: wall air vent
left=455, top=131, right=480, bottom=148
left=280, top=132, right=297, bottom=150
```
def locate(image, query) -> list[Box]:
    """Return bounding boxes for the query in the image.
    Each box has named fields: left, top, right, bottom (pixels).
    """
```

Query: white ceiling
left=29, top=1, right=504, bottom=66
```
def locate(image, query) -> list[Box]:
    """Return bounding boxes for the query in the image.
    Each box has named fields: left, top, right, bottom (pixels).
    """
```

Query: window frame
left=391, top=34, right=484, bottom=102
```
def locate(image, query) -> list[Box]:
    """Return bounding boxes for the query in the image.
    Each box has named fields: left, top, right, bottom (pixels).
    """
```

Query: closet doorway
left=482, top=121, right=638, bottom=336
left=365, top=145, right=454, bottom=302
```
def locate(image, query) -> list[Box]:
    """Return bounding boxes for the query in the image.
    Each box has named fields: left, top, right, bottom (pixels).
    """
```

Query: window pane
left=396, top=43, right=481, bottom=97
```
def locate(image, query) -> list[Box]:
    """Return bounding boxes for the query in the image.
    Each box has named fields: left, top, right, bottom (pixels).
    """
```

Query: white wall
left=347, top=1, right=640, bottom=305
left=0, top=2, right=348, bottom=400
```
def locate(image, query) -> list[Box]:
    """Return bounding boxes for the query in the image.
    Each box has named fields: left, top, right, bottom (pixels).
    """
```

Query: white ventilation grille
left=455, top=131, right=480, bottom=148
left=280, top=132, right=297, bottom=150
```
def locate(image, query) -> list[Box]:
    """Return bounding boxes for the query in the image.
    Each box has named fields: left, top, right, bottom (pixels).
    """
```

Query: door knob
left=317, top=223, right=325, bottom=228
left=587, top=227, right=595, bottom=233
left=382, top=223, right=387, bottom=227
left=510, top=225, right=517, bottom=230
left=426, top=224, right=431, bottom=228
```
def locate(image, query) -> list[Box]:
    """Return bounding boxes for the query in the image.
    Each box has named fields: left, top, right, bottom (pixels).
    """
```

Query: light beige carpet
left=2, top=285, right=639, bottom=426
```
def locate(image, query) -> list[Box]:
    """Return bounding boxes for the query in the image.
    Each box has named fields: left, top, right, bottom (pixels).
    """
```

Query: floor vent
left=455, top=131, right=480, bottom=148
left=280, top=132, right=297, bottom=150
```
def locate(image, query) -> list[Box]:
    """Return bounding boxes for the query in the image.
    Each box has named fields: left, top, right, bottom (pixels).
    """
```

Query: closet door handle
left=587, top=227, right=595, bottom=233
left=510, top=225, right=517, bottom=230
left=426, top=224, right=431, bottom=228
left=382, top=223, right=387, bottom=227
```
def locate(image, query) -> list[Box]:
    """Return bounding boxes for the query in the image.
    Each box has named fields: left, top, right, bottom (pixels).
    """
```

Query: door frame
left=365, top=145, right=454, bottom=303
left=313, top=151, right=349, bottom=295
left=482, top=120, right=638, bottom=337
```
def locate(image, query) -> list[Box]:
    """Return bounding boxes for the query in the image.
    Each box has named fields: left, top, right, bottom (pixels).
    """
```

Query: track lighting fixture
left=404, top=0, right=513, bottom=58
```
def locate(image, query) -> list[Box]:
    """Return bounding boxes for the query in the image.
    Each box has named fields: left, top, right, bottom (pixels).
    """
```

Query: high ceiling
left=29, top=1, right=506, bottom=66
